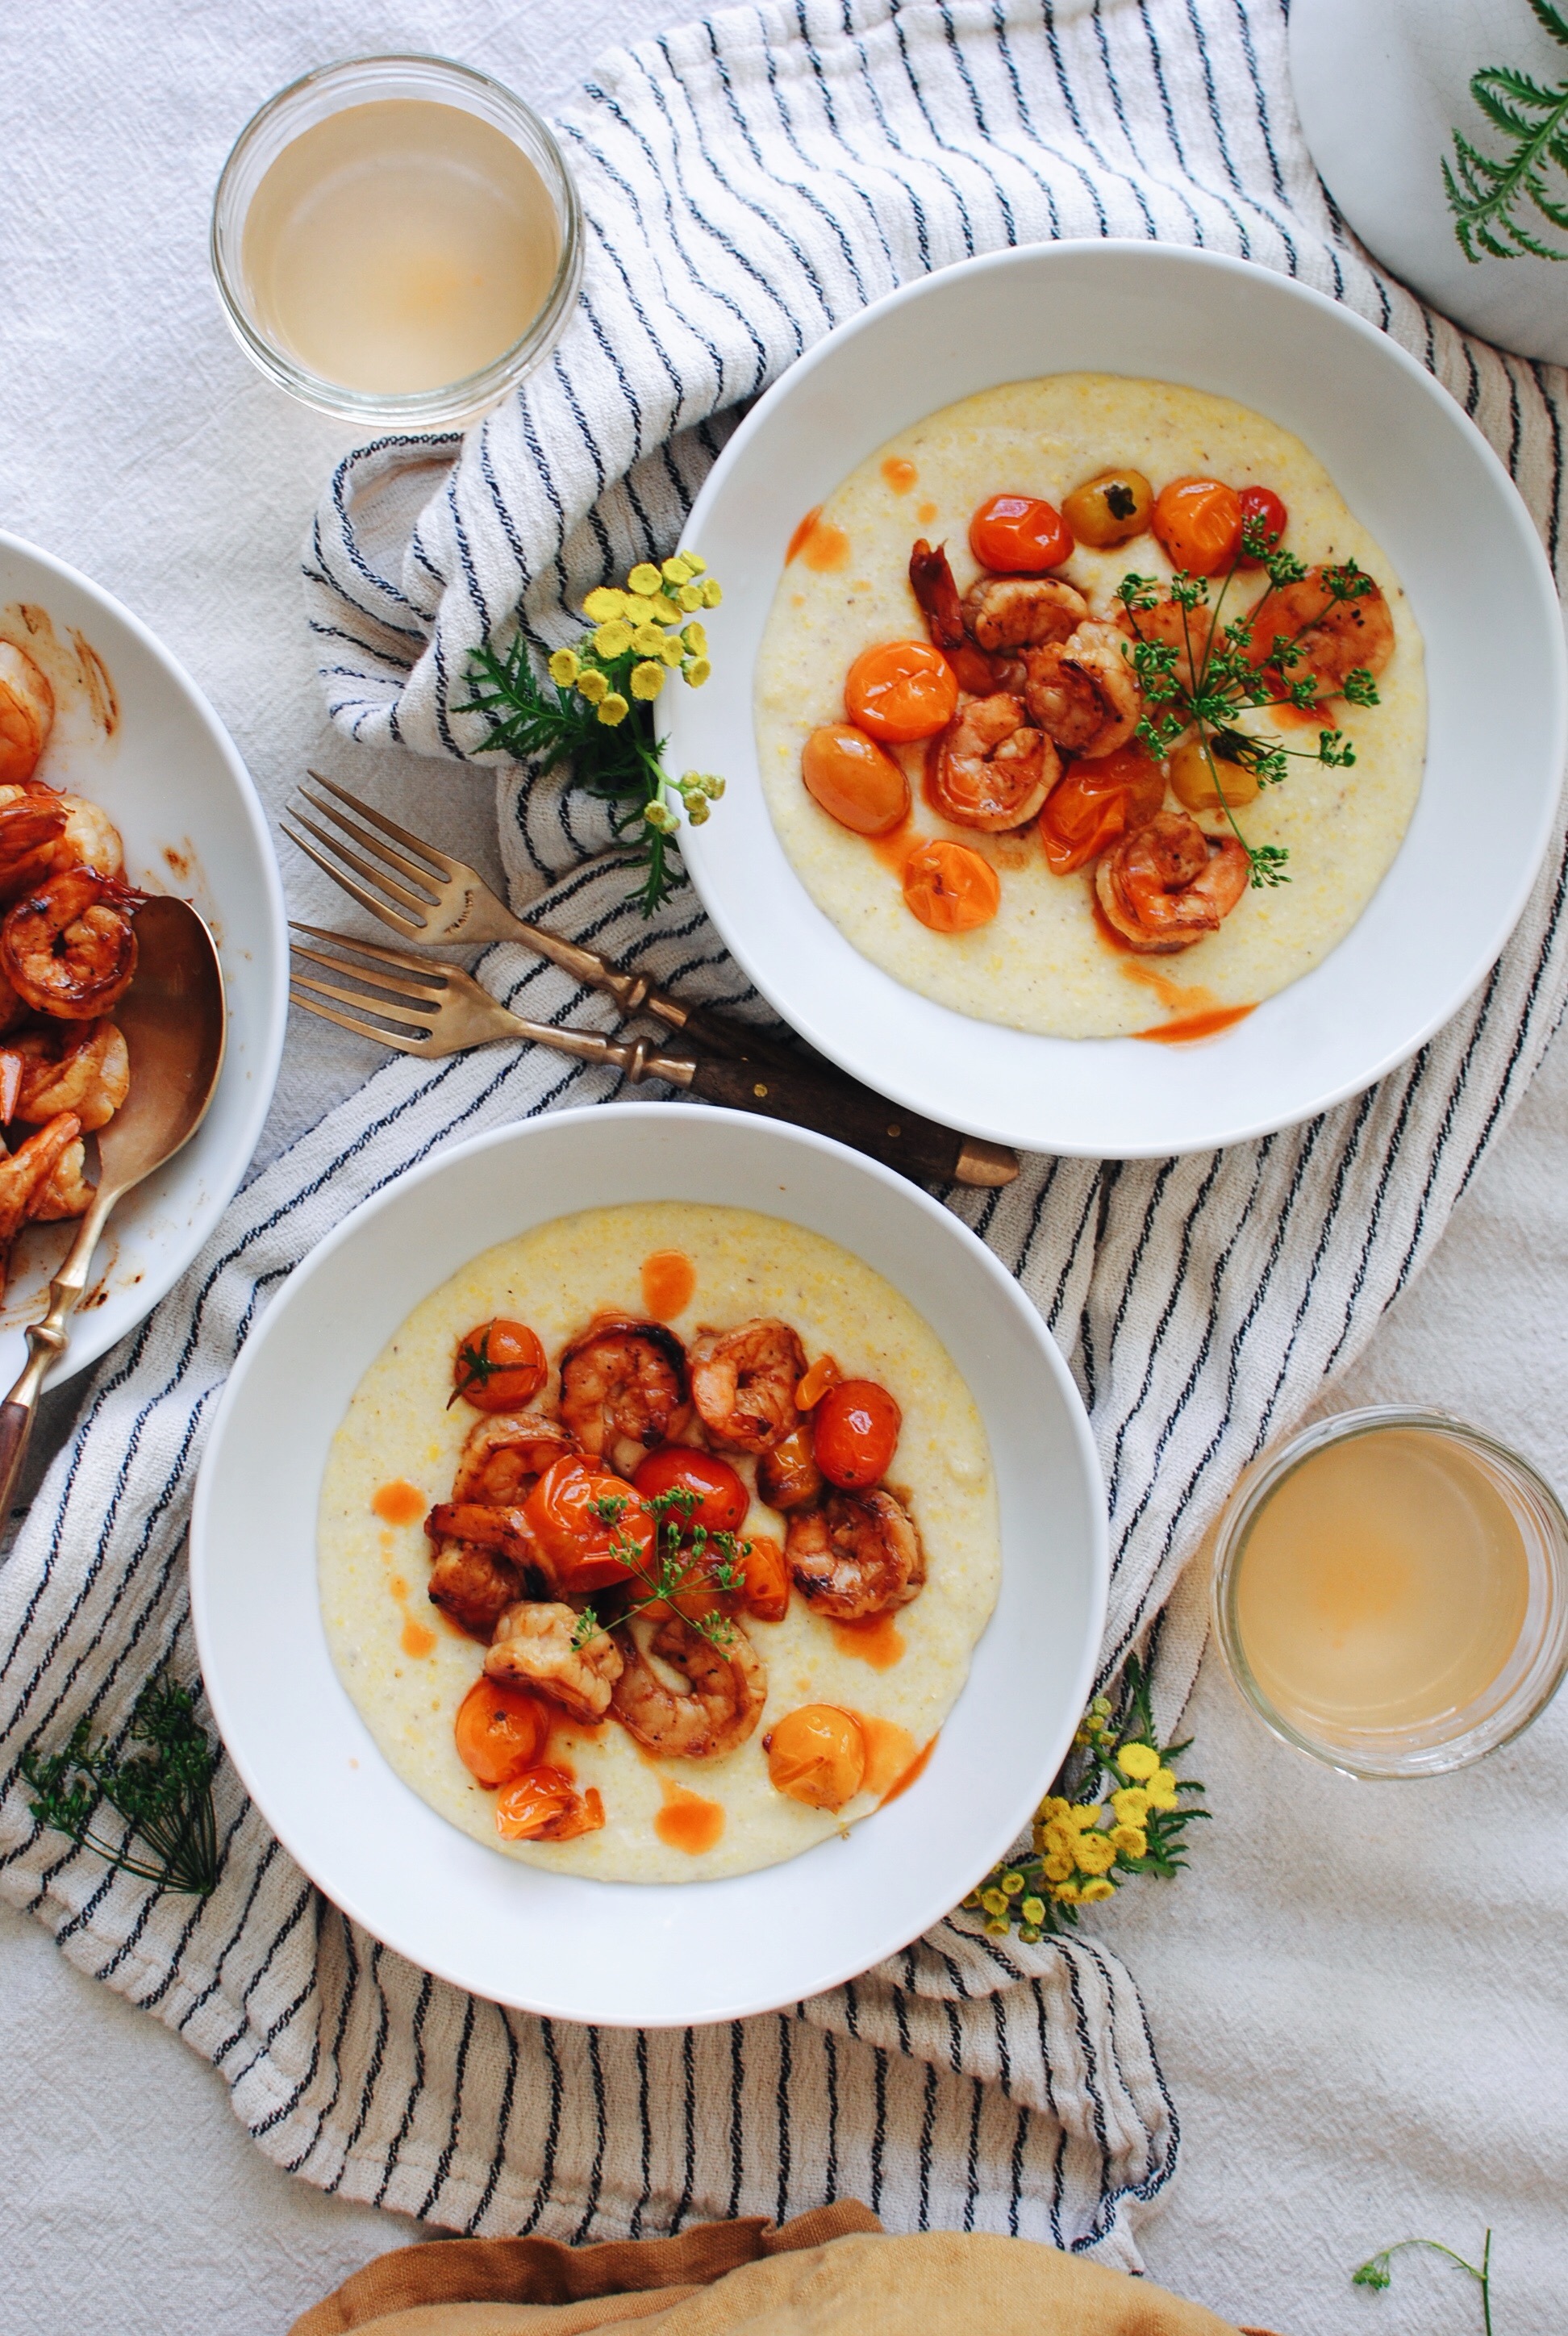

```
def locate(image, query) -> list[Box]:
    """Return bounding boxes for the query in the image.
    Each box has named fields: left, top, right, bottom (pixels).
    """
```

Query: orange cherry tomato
left=813, top=1379, right=902, bottom=1489
left=523, top=1454, right=655, bottom=1595
left=451, top=1318, right=548, bottom=1412
left=767, top=1704, right=867, bottom=1809
left=632, top=1445, right=749, bottom=1534
left=801, top=722, right=910, bottom=835
left=1237, top=484, right=1288, bottom=569
left=902, top=837, right=1000, bottom=934
left=844, top=640, right=958, bottom=743
left=733, top=1533, right=790, bottom=1624
left=1152, top=477, right=1243, bottom=577
left=494, top=1767, right=606, bottom=1841
left=1037, top=744, right=1166, bottom=876
left=453, top=1677, right=552, bottom=1788
left=968, top=494, right=1074, bottom=574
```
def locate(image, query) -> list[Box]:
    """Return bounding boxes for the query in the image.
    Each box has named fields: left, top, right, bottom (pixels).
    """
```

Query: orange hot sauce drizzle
left=881, top=457, right=918, bottom=494
left=831, top=1612, right=906, bottom=1670
left=786, top=506, right=851, bottom=573
left=1120, top=957, right=1255, bottom=1045
left=869, top=816, right=923, bottom=878
left=641, top=1248, right=695, bottom=1320
left=373, top=1479, right=425, bottom=1526
left=916, top=501, right=939, bottom=526
left=878, top=1733, right=937, bottom=1807
left=384, top=1564, right=437, bottom=1660
left=653, top=1771, right=725, bottom=1854
left=850, top=1711, right=916, bottom=1797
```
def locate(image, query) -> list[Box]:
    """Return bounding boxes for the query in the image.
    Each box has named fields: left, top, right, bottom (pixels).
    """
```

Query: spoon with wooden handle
left=0, top=897, right=226, bottom=1520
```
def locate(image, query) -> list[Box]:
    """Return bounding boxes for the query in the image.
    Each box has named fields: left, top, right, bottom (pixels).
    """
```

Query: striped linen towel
left=4, top=0, right=1566, bottom=2270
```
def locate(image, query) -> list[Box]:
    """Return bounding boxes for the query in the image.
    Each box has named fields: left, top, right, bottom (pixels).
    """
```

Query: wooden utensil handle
left=0, top=1398, right=31, bottom=1525
left=686, top=1055, right=1014, bottom=1187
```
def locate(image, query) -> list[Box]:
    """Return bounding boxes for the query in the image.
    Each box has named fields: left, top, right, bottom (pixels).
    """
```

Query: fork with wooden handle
left=290, top=925, right=1019, bottom=1189
left=283, top=770, right=802, bottom=1071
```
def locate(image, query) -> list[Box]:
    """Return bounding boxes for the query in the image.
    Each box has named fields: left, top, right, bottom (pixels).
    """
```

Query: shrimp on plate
left=0, top=795, right=69, bottom=904
left=28, top=1135, right=94, bottom=1224
left=1117, top=593, right=1217, bottom=696
left=690, top=1316, right=806, bottom=1454
left=427, top=1541, right=527, bottom=1640
left=961, top=574, right=1089, bottom=656
left=486, top=1600, right=626, bottom=1722
left=557, top=1314, right=690, bottom=1476
left=609, top=1610, right=766, bottom=1758
left=1, top=867, right=140, bottom=1020
left=0, top=643, right=54, bottom=788
left=0, top=1111, right=81, bottom=1297
left=786, top=1486, right=925, bottom=1621
left=1095, top=809, right=1249, bottom=954
left=452, top=1412, right=578, bottom=1507
left=1241, top=565, right=1395, bottom=700
left=6, top=1016, right=128, bottom=1131
left=930, top=692, right=1058, bottom=831
left=1021, top=621, right=1144, bottom=758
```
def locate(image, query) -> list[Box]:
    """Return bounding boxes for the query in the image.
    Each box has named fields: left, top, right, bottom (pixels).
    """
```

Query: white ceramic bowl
left=190, top=1105, right=1106, bottom=2027
left=0, top=534, right=287, bottom=1383
left=669, top=242, right=1567, bottom=1159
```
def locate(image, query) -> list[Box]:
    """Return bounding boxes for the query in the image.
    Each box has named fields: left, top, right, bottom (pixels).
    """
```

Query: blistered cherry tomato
left=844, top=640, right=958, bottom=743
left=1236, top=485, right=1288, bottom=568
left=1037, top=744, right=1166, bottom=876
left=801, top=723, right=910, bottom=835
left=453, top=1677, right=552, bottom=1788
left=768, top=1704, right=867, bottom=1809
left=632, top=1445, right=749, bottom=1534
left=494, top=1767, right=605, bottom=1841
left=733, top=1533, right=791, bottom=1624
left=524, top=1454, right=655, bottom=1595
left=969, top=494, right=1074, bottom=573
left=813, top=1379, right=902, bottom=1489
left=450, top=1317, right=548, bottom=1412
left=1152, top=477, right=1243, bottom=577
left=1061, top=469, right=1154, bottom=550
left=902, top=838, right=1000, bottom=934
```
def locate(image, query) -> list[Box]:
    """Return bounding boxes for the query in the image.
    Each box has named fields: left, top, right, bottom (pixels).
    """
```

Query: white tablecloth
left=0, top=5, right=1563, bottom=2332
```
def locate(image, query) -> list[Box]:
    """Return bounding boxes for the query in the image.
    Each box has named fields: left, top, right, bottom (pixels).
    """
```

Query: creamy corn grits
left=319, top=1201, right=999, bottom=1883
left=754, top=373, right=1427, bottom=1040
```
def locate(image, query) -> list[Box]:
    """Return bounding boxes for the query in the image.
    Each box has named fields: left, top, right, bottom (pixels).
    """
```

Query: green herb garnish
left=20, top=1681, right=219, bottom=1897
left=1353, top=2229, right=1494, bottom=2334
left=571, top=1483, right=745, bottom=1653
left=1445, top=0, right=1568, bottom=263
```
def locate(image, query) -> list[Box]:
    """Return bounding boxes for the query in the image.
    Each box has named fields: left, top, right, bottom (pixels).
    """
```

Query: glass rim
left=209, top=51, right=584, bottom=429
left=1211, top=1404, right=1568, bottom=1779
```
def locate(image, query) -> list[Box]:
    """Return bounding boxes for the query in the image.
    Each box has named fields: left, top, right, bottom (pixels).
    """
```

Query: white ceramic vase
left=1291, top=0, right=1568, bottom=363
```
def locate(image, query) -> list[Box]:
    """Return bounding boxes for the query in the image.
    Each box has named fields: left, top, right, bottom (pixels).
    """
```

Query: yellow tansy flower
left=683, top=657, right=711, bottom=687
left=1001, top=1870, right=1026, bottom=1896
left=1038, top=1796, right=1072, bottom=1825
left=548, top=648, right=581, bottom=688
left=1073, top=1832, right=1116, bottom=1877
left=682, top=621, right=708, bottom=657
left=1042, top=1852, right=1074, bottom=1883
left=1070, top=1804, right=1103, bottom=1830
left=597, top=692, right=629, bottom=727
left=1042, top=1820, right=1077, bottom=1859
left=1111, top=1787, right=1151, bottom=1825
left=1020, top=1896, right=1046, bottom=1926
left=702, top=578, right=723, bottom=607
left=624, top=595, right=662, bottom=627
left=627, top=562, right=663, bottom=597
left=594, top=619, right=633, bottom=660
left=1110, top=1825, right=1148, bottom=1859
left=662, top=554, right=694, bottom=584
left=980, top=1887, right=1007, bottom=1917
left=678, top=582, right=705, bottom=611
left=1079, top=1878, right=1116, bottom=1904
left=1145, top=1770, right=1180, bottom=1809
left=1116, top=1742, right=1161, bottom=1782
left=1051, top=1881, right=1081, bottom=1904
left=659, top=635, right=684, bottom=667
left=578, top=669, right=608, bottom=705
left=681, top=549, right=706, bottom=573
left=631, top=623, right=667, bottom=656
left=631, top=661, right=665, bottom=701
left=582, top=587, right=626, bottom=623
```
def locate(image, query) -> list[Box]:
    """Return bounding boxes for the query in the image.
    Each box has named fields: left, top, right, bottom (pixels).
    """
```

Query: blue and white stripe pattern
left=4, top=0, right=1566, bottom=2266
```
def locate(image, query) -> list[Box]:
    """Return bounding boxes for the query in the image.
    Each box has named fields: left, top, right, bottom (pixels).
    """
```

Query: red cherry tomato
left=632, top=1445, right=749, bottom=1534
left=451, top=1318, right=548, bottom=1412
left=844, top=640, right=958, bottom=743
left=523, top=1454, right=655, bottom=1594
left=1237, top=485, right=1288, bottom=569
left=969, top=494, right=1074, bottom=574
left=812, top=1379, right=902, bottom=1489
left=1151, top=477, right=1243, bottom=577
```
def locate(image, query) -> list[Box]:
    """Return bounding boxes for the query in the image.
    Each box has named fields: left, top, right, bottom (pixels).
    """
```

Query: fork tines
left=282, top=771, right=456, bottom=939
left=289, top=923, right=449, bottom=1055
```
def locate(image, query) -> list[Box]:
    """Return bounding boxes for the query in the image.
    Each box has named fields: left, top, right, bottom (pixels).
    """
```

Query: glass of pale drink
left=211, top=55, right=582, bottom=428
left=1212, top=1408, right=1568, bottom=1776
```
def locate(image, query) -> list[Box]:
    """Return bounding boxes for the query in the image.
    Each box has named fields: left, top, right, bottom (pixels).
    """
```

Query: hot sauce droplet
left=641, top=1248, right=696, bottom=1320
left=653, top=1772, right=726, bottom=1854
left=1135, top=1004, right=1256, bottom=1045
left=373, top=1479, right=426, bottom=1526
left=400, top=1618, right=437, bottom=1659
left=831, top=1612, right=906, bottom=1670
left=882, top=457, right=918, bottom=494
left=916, top=501, right=939, bottom=526
left=786, top=506, right=851, bottom=572
left=786, top=506, right=822, bottom=564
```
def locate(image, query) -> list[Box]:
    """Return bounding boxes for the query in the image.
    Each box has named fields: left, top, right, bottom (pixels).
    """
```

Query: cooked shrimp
left=428, top=1542, right=524, bottom=1640
left=1242, top=564, right=1395, bottom=699
left=961, top=576, right=1088, bottom=653
left=0, top=643, right=54, bottom=787
left=486, top=1599, right=625, bottom=1723
left=931, top=692, right=1059, bottom=831
left=786, top=1486, right=926, bottom=1621
left=757, top=1424, right=824, bottom=1512
left=557, top=1314, right=690, bottom=1476
left=12, top=1018, right=128, bottom=1130
left=0, top=1112, right=81, bottom=1295
left=0, top=796, right=67, bottom=904
left=1, top=868, right=140, bottom=1020
left=1021, top=620, right=1143, bottom=757
left=908, top=537, right=966, bottom=649
left=452, top=1412, right=579, bottom=1507
left=609, top=1611, right=765, bottom=1758
left=48, top=795, right=125, bottom=882
left=690, top=1317, right=806, bottom=1454
left=1095, top=810, right=1250, bottom=953
left=426, top=1501, right=537, bottom=1564
left=0, top=968, right=29, bottom=1039
left=28, top=1136, right=93, bottom=1222
left=1118, top=593, right=1216, bottom=695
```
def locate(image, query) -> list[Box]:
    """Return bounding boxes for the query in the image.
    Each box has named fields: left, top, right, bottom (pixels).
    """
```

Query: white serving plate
left=669, top=241, right=1567, bottom=1159
left=0, top=534, right=287, bottom=1382
left=190, top=1105, right=1106, bottom=2028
